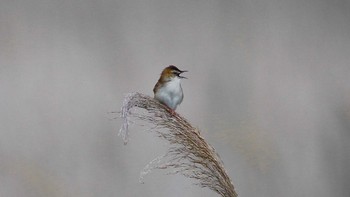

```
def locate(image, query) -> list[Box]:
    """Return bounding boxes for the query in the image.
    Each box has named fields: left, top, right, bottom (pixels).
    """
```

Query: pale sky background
left=1, top=0, right=350, bottom=196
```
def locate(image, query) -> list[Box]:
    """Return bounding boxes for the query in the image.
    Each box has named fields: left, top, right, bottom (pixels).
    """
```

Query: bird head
left=160, top=65, right=187, bottom=81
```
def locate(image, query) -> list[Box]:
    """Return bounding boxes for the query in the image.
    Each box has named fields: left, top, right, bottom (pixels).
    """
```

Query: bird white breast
left=155, top=77, right=183, bottom=110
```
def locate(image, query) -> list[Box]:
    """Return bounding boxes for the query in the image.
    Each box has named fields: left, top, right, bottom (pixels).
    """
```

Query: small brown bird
left=153, top=65, right=187, bottom=113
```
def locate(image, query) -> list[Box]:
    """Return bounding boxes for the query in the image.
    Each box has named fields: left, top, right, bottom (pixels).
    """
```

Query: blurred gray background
left=1, top=0, right=350, bottom=196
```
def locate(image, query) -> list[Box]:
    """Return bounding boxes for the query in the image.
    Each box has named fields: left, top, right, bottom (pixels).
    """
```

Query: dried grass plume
left=119, top=92, right=238, bottom=197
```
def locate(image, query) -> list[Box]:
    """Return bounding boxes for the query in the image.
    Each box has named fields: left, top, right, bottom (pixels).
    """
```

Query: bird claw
left=165, top=107, right=176, bottom=116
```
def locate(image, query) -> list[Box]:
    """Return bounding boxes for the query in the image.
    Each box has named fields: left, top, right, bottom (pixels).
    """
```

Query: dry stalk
left=119, top=92, right=238, bottom=197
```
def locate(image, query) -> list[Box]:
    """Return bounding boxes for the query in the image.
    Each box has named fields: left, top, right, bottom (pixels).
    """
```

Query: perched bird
left=153, top=65, right=187, bottom=113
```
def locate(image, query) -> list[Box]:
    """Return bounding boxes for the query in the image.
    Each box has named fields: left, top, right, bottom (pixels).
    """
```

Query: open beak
left=179, top=70, right=188, bottom=79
